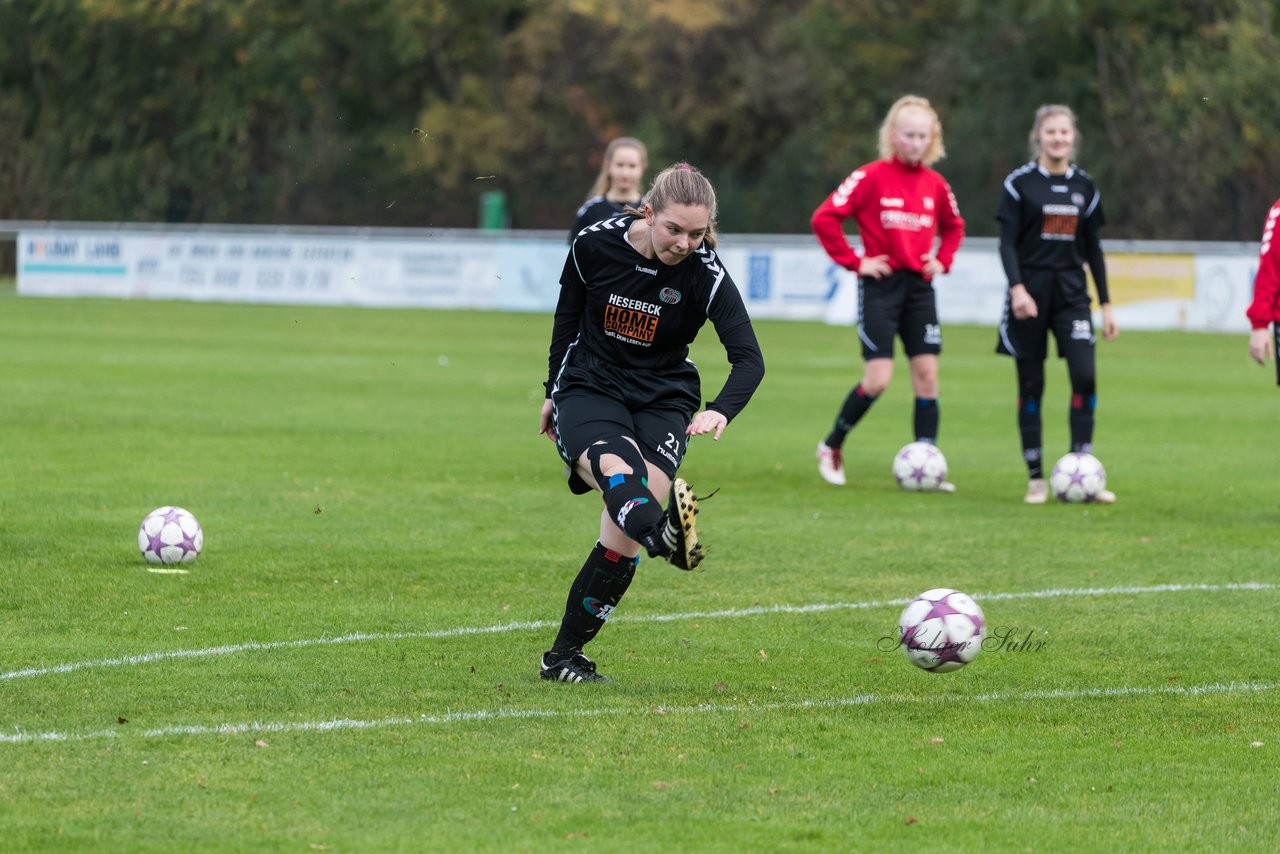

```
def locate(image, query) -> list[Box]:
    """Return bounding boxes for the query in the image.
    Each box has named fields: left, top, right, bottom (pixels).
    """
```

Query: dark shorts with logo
left=549, top=345, right=700, bottom=494
left=858, top=271, right=941, bottom=360
left=996, top=267, right=1094, bottom=361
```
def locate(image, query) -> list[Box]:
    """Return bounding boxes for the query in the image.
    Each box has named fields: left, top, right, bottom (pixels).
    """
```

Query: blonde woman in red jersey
left=811, top=95, right=966, bottom=488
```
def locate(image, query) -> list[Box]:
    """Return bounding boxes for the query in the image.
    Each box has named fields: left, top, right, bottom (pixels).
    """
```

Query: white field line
left=2, top=681, right=1274, bottom=745
left=2, top=581, right=1275, bottom=684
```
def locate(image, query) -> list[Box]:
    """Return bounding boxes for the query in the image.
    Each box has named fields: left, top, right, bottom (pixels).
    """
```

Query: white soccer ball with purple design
left=138, top=506, right=203, bottom=565
left=1050, top=452, right=1106, bottom=503
left=898, top=587, right=985, bottom=672
left=892, top=442, right=948, bottom=491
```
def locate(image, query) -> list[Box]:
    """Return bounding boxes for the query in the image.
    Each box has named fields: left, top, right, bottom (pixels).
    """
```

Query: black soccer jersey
left=996, top=162, right=1109, bottom=303
left=569, top=195, right=642, bottom=243
left=547, top=216, right=764, bottom=421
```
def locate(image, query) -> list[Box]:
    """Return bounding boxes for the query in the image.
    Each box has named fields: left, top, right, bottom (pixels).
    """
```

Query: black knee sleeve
left=586, top=439, right=664, bottom=546
left=586, top=438, right=647, bottom=486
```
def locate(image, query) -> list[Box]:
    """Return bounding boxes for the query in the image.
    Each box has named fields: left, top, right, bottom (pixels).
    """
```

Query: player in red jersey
left=1246, top=197, right=1280, bottom=379
left=811, top=95, right=965, bottom=488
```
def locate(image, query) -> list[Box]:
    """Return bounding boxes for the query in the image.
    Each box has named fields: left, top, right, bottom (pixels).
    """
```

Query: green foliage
left=0, top=0, right=1277, bottom=236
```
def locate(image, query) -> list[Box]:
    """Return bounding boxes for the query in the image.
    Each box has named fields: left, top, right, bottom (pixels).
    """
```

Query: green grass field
left=2, top=287, right=1277, bottom=851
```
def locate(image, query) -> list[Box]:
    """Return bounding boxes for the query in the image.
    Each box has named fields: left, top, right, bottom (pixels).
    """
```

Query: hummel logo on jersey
left=1071, top=319, right=1092, bottom=340
left=582, top=216, right=626, bottom=234
left=924, top=323, right=942, bottom=345
left=880, top=197, right=905, bottom=208
left=832, top=169, right=865, bottom=207
left=1051, top=184, right=1068, bottom=192
left=635, top=264, right=658, bottom=276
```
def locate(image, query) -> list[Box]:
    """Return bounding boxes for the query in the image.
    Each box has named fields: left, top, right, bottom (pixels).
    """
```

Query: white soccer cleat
left=936, top=481, right=957, bottom=493
left=817, top=442, right=846, bottom=486
left=1024, top=478, right=1049, bottom=504
left=1094, top=488, right=1116, bottom=504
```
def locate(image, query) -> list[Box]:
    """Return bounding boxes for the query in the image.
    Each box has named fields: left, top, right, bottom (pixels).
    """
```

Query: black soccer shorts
left=549, top=349, right=699, bottom=493
left=857, top=271, right=942, bottom=360
left=997, top=267, right=1095, bottom=361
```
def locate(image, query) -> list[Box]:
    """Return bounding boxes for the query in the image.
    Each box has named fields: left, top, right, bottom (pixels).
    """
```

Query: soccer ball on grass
left=1050, top=452, right=1106, bottom=503
left=138, top=506, right=203, bottom=565
left=892, top=442, right=948, bottom=491
left=898, top=588, right=985, bottom=672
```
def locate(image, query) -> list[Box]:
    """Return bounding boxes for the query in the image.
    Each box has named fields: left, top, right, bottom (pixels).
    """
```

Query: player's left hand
left=920, top=255, right=945, bottom=278
left=1101, top=304, right=1119, bottom=340
left=687, top=409, right=728, bottom=440
left=1249, top=327, right=1273, bottom=365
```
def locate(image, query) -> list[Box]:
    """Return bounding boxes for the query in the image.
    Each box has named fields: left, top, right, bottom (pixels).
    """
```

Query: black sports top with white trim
left=547, top=216, right=764, bottom=421
left=997, top=162, right=1109, bottom=303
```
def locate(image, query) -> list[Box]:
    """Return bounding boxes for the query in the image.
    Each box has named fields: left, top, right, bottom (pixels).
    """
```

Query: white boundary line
left=2, top=681, right=1274, bottom=745
left=3, top=582, right=1275, bottom=683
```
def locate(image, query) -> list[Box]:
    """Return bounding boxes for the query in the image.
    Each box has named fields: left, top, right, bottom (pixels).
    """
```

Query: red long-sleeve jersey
left=811, top=156, right=965, bottom=280
left=1246, top=198, right=1280, bottom=330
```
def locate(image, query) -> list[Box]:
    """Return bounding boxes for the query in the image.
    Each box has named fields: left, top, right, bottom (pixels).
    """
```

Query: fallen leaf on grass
left=906, top=816, right=918, bottom=825
left=254, top=739, right=269, bottom=748
left=758, top=649, right=768, bottom=660
left=566, top=832, right=588, bottom=840
left=1114, top=740, right=1122, bottom=748
left=714, top=682, right=728, bottom=692
left=652, top=781, right=670, bottom=790
left=1251, top=741, right=1264, bottom=748
left=929, top=737, right=944, bottom=745
left=653, top=707, right=669, bottom=715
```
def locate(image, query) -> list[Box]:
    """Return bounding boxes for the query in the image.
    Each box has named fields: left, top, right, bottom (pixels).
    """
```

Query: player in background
left=568, top=137, right=648, bottom=242
left=996, top=105, right=1117, bottom=504
left=1246, top=197, right=1280, bottom=378
left=539, top=163, right=765, bottom=684
left=811, top=95, right=965, bottom=488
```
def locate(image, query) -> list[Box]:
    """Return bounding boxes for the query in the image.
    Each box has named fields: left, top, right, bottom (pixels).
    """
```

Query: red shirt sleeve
left=933, top=176, right=965, bottom=273
left=811, top=167, right=872, bottom=271
left=1246, top=198, right=1280, bottom=330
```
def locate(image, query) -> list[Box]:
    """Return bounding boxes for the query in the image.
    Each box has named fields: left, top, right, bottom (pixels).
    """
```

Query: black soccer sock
left=825, top=384, right=878, bottom=448
left=1069, top=393, right=1096, bottom=453
left=600, top=473, right=667, bottom=556
left=1016, top=359, right=1046, bottom=478
left=550, top=542, right=638, bottom=656
left=1019, top=396, right=1044, bottom=479
left=913, top=398, right=939, bottom=444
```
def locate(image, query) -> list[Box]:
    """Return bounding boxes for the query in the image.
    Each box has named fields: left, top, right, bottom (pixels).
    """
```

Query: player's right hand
left=857, top=254, right=892, bottom=279
left=539, top=399, right=557, bottom=442
left=1010, top=284, right=1038, bottom=320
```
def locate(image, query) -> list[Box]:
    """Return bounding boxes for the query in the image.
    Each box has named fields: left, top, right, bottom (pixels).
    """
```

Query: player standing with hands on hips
left=996, top=105, right=1117, bottom=504
left=1245, top=197, right=1280, bottom=377
left=812, top=95, right=965, bottom=488
left=539, top=163, right=765, bottom=684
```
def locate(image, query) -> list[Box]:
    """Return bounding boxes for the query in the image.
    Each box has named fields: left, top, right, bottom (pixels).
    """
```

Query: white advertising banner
left=16, top=227, right=1259, bottom=332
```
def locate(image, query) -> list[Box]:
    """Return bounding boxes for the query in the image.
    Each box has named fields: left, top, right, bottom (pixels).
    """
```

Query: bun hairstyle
left=587, top=137, right=649, bottom=199
left=624, top=162, right=719, bottom=249
left=1028, top=104, right=1079, bottom=159
left=878, top=94, right=946, bottom=166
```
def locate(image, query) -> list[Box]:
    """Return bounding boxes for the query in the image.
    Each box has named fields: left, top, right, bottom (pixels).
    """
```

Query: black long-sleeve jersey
left=996, top=162, right=1110, bottom=304
left=547, top=216, right=765, bottom=421
left=568, top=195, right=642, bottom=244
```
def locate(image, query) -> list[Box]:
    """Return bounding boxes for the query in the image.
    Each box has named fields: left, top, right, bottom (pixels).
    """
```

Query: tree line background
left=1, top=0, right=1278, bottom=241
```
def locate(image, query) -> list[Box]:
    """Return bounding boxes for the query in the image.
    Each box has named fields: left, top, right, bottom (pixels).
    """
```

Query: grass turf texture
left=1, top=290, right=1277, bottom=851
